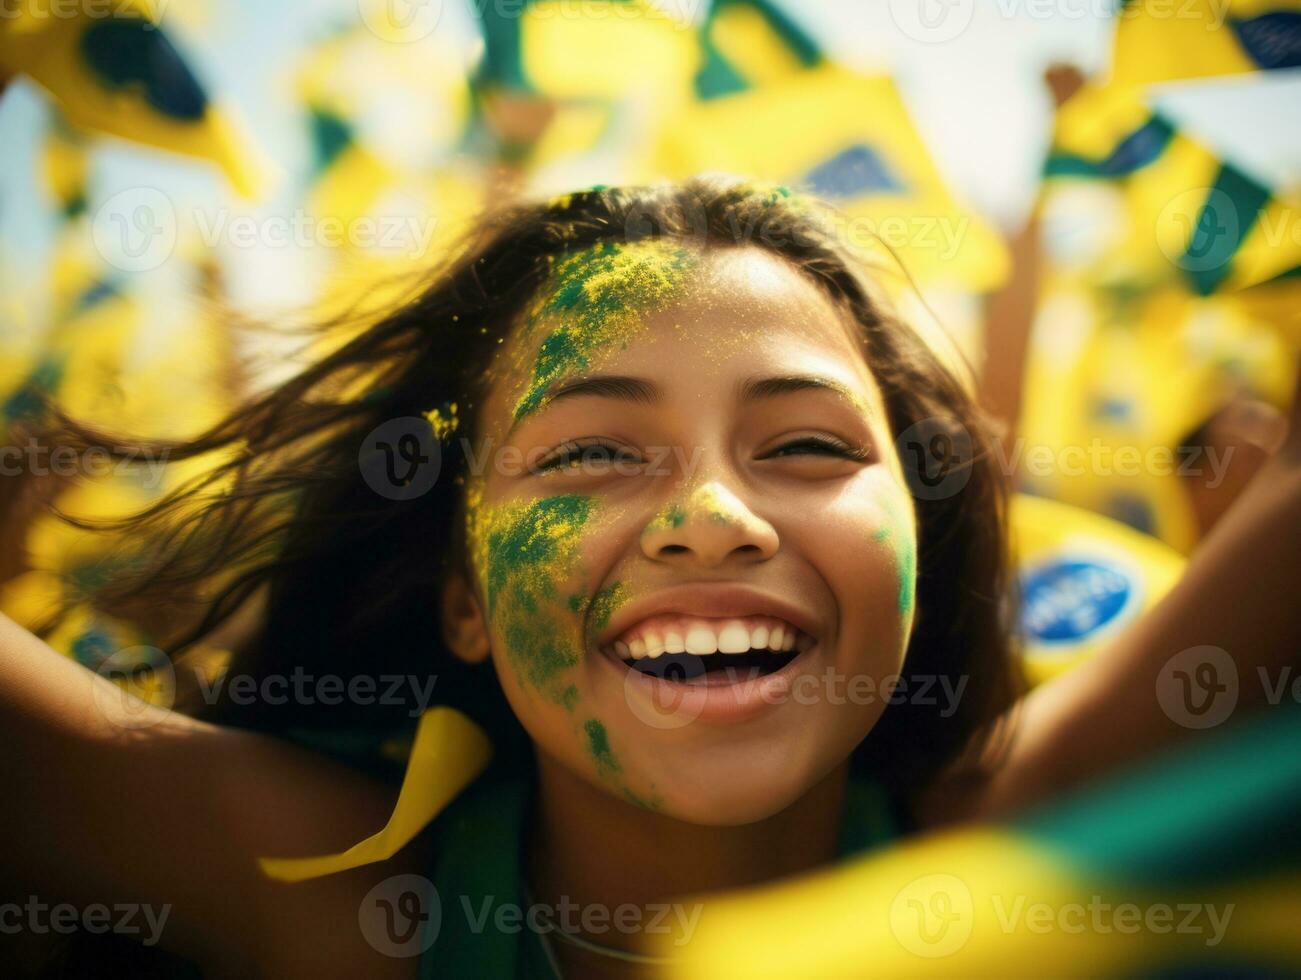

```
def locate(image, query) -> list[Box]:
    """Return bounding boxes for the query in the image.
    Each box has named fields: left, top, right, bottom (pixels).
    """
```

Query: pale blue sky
left=1, top=0, right=1297, bottom=304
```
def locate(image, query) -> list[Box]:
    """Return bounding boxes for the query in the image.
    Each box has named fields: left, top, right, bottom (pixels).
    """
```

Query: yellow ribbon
left=258, top=706, right=493, bottom=882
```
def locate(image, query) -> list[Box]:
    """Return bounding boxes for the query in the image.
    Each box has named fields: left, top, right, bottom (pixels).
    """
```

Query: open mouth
left=600, top=615, right=816, bottom=686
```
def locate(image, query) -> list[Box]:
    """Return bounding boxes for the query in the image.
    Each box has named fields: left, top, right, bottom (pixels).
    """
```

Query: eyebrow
left=735, top=374, right=861, bottom=406
left=547, top=374, right=662, bottom=406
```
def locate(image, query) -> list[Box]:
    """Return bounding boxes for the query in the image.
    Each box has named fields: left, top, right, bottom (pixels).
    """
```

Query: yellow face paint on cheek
left=579, top=580, right=631, bottom=646
left=465, top=483, right=595, bottom=698
left=464, top=482, right=658, bottom=804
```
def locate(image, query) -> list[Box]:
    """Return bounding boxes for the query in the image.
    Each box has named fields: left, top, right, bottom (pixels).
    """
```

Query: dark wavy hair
left=45, top=175, right=1023, bottom=806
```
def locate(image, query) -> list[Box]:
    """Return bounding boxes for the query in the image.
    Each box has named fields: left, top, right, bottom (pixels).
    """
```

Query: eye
left=530, top=438, right=642, bottom=475
left=762, top=436, right=870, bottom=461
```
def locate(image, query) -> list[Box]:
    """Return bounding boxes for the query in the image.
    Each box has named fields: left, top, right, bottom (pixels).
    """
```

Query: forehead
left=478, top=241, right=880, bottom=440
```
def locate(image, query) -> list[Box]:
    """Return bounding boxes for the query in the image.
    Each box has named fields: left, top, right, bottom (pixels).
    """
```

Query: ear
left=441, top=571, right=491, bottom=665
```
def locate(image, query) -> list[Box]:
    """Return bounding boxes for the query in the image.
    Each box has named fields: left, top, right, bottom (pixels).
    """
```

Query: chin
left=658, top=790, right=811, bottom=827
left=634, top=747, right=831, bottom=827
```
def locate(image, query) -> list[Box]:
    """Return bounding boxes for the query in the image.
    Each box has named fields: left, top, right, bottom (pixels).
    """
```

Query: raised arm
left=0, top=613, right=406, bottom=977
left=969, top=369, right=1301, bottom=819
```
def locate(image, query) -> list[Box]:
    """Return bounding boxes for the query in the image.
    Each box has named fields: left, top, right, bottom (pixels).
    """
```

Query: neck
left=526, top=752, right=849, bottom=972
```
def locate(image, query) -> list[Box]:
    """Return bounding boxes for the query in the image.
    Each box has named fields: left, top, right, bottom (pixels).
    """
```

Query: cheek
left=468, top=491, right=646, bottom=788
left=470, top=493, right=594, bottom=703
left=815, top=470, right=917, bottom=666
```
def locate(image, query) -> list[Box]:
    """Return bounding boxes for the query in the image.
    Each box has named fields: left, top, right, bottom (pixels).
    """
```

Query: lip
left=593, top=583, right=823, bottom=650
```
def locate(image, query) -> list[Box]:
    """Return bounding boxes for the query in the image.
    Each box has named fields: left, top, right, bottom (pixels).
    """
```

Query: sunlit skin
left=434, top=242, right=923, bottom=974
left=450, top=242, right=917, bottom=836
left=5, top=221, right=1299, bottom=979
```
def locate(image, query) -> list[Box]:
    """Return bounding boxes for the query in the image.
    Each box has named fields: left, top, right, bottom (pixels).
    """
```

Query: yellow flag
left=259, top=707, right=492, bottom=882
left=0, top=1, right=268, bottom=197
left=1048, top=82, right=1301, bottom=294
left=694, top=0, right=824, bottom=98
left=520, top=0, right=699, bottom=100
left=663, top=706, right=1301, bottom=978
left=1110, top=0, right=1301, bottom=86
left=655, top=65, right=1009, bottom=291
left=1010, top=494, right=1185, bottom=683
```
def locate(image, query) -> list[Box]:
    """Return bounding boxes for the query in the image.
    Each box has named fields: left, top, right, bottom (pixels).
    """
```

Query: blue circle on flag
left=1020, top=558, right=1136, bottom=646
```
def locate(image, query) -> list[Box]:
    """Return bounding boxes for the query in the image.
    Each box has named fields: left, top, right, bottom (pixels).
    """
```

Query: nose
left=641, top=481, right=779, bottom=568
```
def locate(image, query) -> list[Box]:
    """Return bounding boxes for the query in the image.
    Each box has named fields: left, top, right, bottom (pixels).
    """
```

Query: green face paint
left=465, top=484, right=649, bottom=794
left=873, top=488, right=917, bottom=616
left=467, top=490, right=594, bottom=692
left=587, top=581, right=628, bottom=633
left=567, top=580, right=631, bottom=651
left=500, top=617, right=579, bottom=691
left=583, top=718, right=620, bottom=775
left=556, top=684, right=579, bottom=712
left=642, top=486, right=748, bottom=539
left=585, top=715, right=662, bottom=810
left=466, top=491, right=642, bottom=795
left=640, top=503, right=687, bottom=537
left=475, top=493, right=592, bottom=618
left=509, top=240, right=698, bottom=422
left=621, top=786, right=662, bottom=811
left=897, top=529, right=917, bottom=616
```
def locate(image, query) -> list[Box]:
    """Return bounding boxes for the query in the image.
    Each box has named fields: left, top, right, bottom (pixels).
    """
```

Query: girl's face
left=459, top=241, right=917, bottom=824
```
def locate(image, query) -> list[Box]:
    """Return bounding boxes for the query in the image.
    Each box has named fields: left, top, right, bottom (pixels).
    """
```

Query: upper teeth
left=605, top=615, right=814, bottom=661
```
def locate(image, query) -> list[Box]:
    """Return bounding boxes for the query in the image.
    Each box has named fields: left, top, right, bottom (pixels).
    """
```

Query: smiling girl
left=2, top=178, right=1299, bottom=979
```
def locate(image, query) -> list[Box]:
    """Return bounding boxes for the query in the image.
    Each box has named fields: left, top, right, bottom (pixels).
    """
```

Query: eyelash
left=762, top=436, right=870, bottom=461
left=531, top=438, right=639, bottom=473
left=530, top=436, right=869, bottom=473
